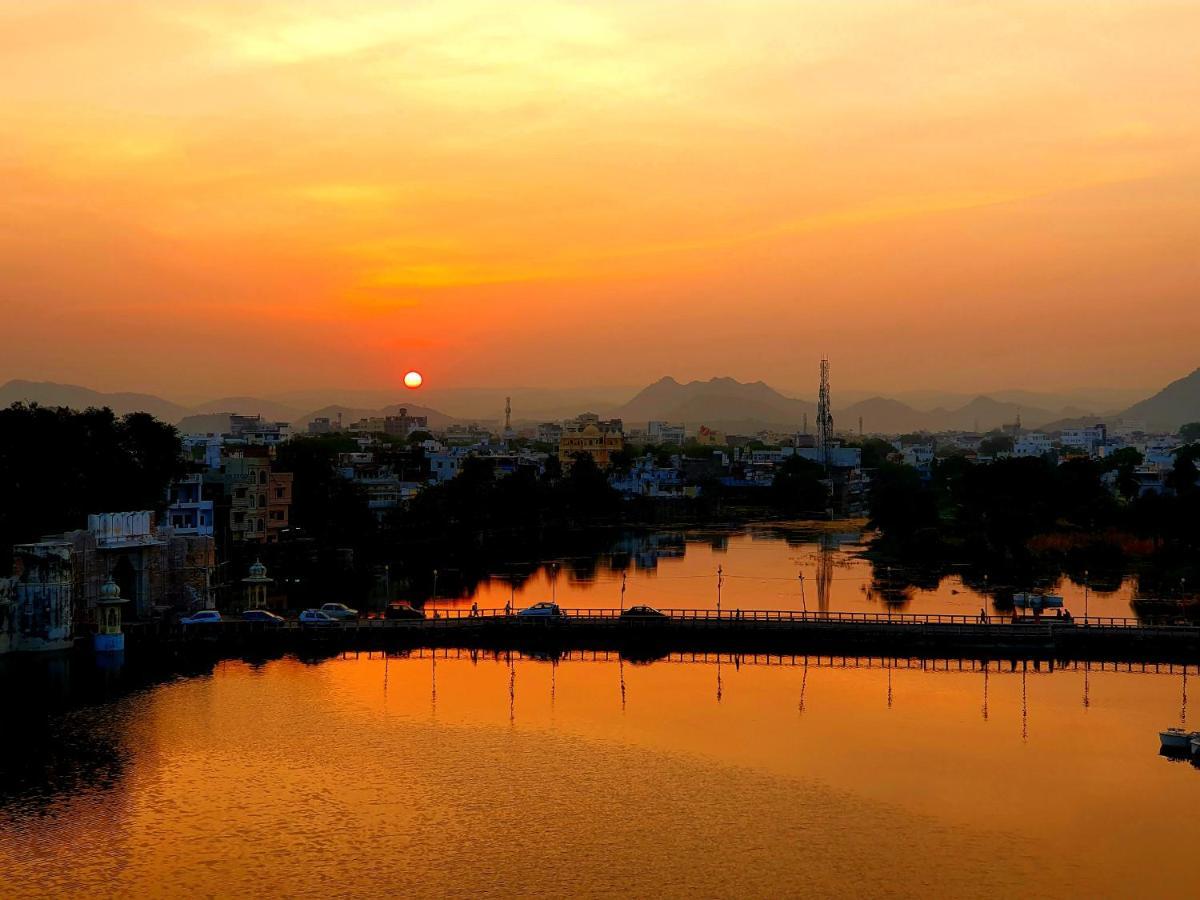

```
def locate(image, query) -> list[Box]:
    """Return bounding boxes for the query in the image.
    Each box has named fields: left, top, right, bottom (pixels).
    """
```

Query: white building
left=1013, top=433, right=1053, bottom=458
left=1060, top=425, right=1107, bottom=454
left=647, top=421, right=686, bottom=445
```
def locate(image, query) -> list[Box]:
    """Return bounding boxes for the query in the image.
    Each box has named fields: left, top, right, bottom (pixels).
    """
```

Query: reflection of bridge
left=125, top=606, right=1200, bottom=664
left=390, top=646, right=1200, bottom=676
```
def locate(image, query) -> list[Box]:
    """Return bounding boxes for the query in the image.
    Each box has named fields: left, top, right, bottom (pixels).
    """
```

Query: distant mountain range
left=3, top=369, right=1198, bottom=435
left=613, top=377, right=1116, bottom=434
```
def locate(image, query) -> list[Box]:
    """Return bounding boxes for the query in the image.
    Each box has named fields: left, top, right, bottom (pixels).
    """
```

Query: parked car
left=385, top=602, right=426, bottom=620
left=620, top=605, right=668, bottom=620
left=517, top=602, right=566, bottom=618
left=299, top=609, right=339, bottom=627
left=180, top=609, right=222, bottom=625
left=320, top=603, right=359, bottom=620
left=241, top=609, right=287, bottom=626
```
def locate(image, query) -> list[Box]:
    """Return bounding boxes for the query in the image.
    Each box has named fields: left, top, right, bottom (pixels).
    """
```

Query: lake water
left=425, top=524, right=1143, bottom=619
left=2, top=650, right=1197, bottom=898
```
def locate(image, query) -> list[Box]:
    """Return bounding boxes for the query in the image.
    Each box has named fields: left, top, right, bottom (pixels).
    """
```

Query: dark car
left=620, top=605, right=669, bottom=620
left=242, top=609, right=287, bottom=625
left=385, top=602, right=426, bottom=620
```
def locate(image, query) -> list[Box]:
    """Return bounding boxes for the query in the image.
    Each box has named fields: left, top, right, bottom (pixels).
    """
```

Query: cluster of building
left=0, top=512, right=217, bottom=654
left=893, top=420, right=1190, bottom=497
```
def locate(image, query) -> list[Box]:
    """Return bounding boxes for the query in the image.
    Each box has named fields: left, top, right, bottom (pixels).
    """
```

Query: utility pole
left=619, top=571, right=627, bottom=612
left=717, top=565, right=723, bottom=617
left=798, top=571, right=807, bottom=615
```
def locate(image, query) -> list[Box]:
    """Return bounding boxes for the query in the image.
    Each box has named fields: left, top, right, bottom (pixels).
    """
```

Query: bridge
left=122, top=607, right=1200, bottom=664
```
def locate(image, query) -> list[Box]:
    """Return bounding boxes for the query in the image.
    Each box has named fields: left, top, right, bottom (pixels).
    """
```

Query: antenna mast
left=817, top=357, right=833, bottom=469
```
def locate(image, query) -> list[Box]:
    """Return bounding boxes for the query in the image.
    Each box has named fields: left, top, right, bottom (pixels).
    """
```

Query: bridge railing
left=371, top=607, right=1178, bottom=629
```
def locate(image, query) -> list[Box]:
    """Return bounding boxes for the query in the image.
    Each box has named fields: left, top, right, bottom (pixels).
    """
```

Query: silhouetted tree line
left=0, top=403, right=184, bottom=568
left=868, top=447, right=1200, bottom=600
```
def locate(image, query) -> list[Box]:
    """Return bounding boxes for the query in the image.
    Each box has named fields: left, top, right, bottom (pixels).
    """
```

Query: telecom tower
left=816, top=357, right=833, bottom=469
left=502, top=396, right=515, bottom=442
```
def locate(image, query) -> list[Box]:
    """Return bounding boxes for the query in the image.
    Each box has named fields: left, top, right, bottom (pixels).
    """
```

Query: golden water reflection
left=428, top=527, right=1141, bottom=618
left=1, top=653, right=1197, bottom=898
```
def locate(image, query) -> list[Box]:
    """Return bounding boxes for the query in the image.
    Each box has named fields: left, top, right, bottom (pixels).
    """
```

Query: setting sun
left=403, top=370, right=424, bottom=389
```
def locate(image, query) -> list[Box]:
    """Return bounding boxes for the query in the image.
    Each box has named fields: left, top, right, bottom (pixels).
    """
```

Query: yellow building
left=695, top=425, right=726, bottom=447
left=559, top=422, right=624, bottom=468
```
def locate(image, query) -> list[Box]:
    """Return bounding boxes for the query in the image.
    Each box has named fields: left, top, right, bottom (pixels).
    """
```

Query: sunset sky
left=2, top=1, right=1198, bottom=399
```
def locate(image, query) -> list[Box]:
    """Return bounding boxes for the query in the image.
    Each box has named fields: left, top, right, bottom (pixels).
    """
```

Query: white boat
left=1159, top=728, right=1196, bottom=750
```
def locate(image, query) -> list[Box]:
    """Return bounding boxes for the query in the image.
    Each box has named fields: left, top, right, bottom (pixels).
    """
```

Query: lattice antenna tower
left=817, top=357, right=833, bottom=469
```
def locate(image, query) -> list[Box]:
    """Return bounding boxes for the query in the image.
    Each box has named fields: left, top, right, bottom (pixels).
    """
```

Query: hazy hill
left=839, top=397, right=935, bottom=434
left=0, top=380, right=190, bottom=421
left=1119, top=368, right=1200, bottom=430
left=615, top=377, right=817, bottom=431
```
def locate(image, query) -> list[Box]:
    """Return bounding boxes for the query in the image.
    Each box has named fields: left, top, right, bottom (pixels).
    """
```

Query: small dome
left=99, top=577, right=122, bottom=602
left=249, top=559, right=268, bottom=578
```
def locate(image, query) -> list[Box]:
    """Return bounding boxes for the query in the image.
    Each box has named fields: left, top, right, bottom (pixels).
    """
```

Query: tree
left=1179, top=423, right=1200, bottom=443
left=771, top=455, right=828, bottom=516
left=978, top=433, right=1013, bottom=457
left=1166, top=446, right=1200, bottom=497
left=0, top=403, right=185, bottom=567
left=1102, top=447, right=1143, bottom=502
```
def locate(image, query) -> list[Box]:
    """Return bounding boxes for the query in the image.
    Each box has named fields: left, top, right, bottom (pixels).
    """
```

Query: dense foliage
left=869, top=447, right=1200, bottom=599
left=0, top=403, right=184, bottom=566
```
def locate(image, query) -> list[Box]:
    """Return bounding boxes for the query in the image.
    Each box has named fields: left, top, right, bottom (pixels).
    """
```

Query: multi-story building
left=536, top=422, right=564, bottom=445
left=1013, top=433, right=1053, bottom=458
left=559, top=418, right=624, bottom=467
left=647, top=421, right=686, bottom=445
left=220, top=449, right=293, bottom=544
left=228, top=414, right=290, bottom=446
left=1061, top=425, right=1107, bottom=454
left=166, top=473, right=215, bottom=536
left=1, top=511, right=217, bottom=655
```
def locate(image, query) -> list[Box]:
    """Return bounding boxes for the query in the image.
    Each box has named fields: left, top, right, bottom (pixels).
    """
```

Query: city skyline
left=3, top=2, right=1199, bottom=396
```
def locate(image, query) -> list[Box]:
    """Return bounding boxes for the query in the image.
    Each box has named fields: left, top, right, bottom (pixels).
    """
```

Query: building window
left=275, top=487, right=285, bottom=499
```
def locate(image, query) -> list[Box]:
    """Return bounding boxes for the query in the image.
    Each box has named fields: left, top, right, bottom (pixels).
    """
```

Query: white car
left=180, top=609, right=222, bottom=625
left=517, top=602, right=566, bottom=618
left=320, top=603, right=359, bottom=620
left=299, top=608, right=339, bottom=627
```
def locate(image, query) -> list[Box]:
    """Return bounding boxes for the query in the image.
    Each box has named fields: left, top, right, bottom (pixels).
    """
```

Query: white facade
left=1060, top=425, right=1107, bottom=453
left=647, top=421, right=685, bottom=445
left=1013, top=433, right=1052, bottom=458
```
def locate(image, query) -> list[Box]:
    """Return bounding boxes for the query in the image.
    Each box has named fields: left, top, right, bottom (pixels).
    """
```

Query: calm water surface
left=427, top=525, right=1142, bottom=618
left=1, top=651, right=1197, bottom=898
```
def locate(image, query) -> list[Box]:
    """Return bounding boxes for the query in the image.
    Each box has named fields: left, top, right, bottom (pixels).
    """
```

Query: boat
left=1159, top=728, right=1197, bottom=751
left=1192, top=736, right=1200, bottom=756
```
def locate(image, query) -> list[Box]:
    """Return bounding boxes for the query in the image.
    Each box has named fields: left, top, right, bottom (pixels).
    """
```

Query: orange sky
left=2, top=1, right=1198, bottom=399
